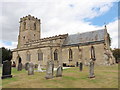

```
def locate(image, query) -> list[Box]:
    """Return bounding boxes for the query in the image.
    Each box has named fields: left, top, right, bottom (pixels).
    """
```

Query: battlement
left=20, top=15, right=40, bottom=23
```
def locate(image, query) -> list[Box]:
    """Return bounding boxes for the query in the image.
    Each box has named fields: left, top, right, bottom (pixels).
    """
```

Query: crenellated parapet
left=20, top=15, right=40, bottom=23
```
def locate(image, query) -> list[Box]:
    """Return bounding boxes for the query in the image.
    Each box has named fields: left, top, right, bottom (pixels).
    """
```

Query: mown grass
left=2, top=64, right=118, bottom=88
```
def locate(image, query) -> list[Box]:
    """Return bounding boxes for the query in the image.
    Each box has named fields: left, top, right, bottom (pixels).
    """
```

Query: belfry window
left=54, top=49, right=58, bottom=60
left=34, top=23, right=36, bottom=30
left=24, top=22, right=26, bottom=30
left=69, top=49, right=73, bottom=61
left=38, top=49, right=43, bottom=61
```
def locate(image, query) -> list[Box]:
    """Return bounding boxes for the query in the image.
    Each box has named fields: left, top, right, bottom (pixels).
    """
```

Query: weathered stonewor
left=17, top=63, right=22, bottom=71
left=1, top=60, right=12, bottom=79
left=28, top=62, right=34, bottom=75
left=45, top=60, right=54, bottom=79
left=56, top=65, right=63, bottom=77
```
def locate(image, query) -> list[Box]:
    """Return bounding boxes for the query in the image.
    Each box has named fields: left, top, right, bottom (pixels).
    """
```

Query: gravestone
left=76, top=62, right=79, bottom=67
left=79, top=62, right=83, bottom=71
left=25, top=62, right=29, bottom=70
left=28, top=62, right=34, bottom=75
left=89, top=60, right=95, bottom=78
left=56, top=65, right=63, bottom=77
left=37, top=63, right=43, bottom=72
left=88, top=46, right=96, bottom=78
left=17, top=63, right=22, bottom=71
left=45, top=60, right=54, bottom=79
left=1, top=60, right=12, bottom=79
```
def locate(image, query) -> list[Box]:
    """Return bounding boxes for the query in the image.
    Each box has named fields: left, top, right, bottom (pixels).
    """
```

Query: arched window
left=26, top=51, right=31, bottom=61
left=91, top=46, right=96, bottom=61
left=38, top=49, right=43, bottom=61
left=79, top=48, right=82, bottom=59
left=34, top=23, right=36, bottom=30
left=69, top=49, right=72, bottom=61
left=54, top=49, right=58, bottom=60
left=24, top=22, right=26, bottom=30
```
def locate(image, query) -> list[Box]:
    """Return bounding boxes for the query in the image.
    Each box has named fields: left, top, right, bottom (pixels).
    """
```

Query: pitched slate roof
left=63, top=29, right=105, bottom=46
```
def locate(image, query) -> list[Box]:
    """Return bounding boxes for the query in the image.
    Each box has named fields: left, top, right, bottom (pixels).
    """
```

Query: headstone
left=79, top=62, right=83, bottom=71
left=37, top=63, right=43, bottom=72
left=28, top=62, right=34, bottom=75
left=25, top=62, right=29, bottom=70
left=76, top=62, right=79, bottom=67
left=1, top=60, right=12, bottom=79
left=89, top=60, right=95, bottom=78
left=56, top=65, right=63, bottom=77
left=17, top=63, right=22, bottom=71
left=45, top=60, right=54, bottom=79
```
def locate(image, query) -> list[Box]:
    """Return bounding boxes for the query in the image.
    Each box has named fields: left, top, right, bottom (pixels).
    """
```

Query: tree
left=112, top=48, right=120, bottom=63
left=0, top=47, right=12, bottom=64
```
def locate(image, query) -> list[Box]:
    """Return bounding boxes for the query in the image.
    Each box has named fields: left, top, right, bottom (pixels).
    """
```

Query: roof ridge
left=69, top=29, right=105, bottom=36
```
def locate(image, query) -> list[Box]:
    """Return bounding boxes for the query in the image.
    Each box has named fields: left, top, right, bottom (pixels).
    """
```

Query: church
left=12, top=15, right=115, bottom=67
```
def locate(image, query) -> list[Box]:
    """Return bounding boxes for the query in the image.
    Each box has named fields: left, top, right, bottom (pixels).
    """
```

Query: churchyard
left=2, top=64, right=118, bottom=88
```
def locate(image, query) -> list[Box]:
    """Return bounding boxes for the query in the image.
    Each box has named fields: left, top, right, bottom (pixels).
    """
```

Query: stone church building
left=12, top=15, right=115, bottom=67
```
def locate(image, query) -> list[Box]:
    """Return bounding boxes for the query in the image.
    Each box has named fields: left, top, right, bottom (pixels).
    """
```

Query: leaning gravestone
left=25, top=62, right=29, bottom=70
left=17, top=63, right=22, bottom=71
left=28, top=62, right=34, bottom=75
left=1, top=60, right=12, bottom=79
left=79, top=62, right=83, bottom=71
left=89, top=60, right=95, bottom=78
left=56, top=65, right=63, bottom=77
left=45, top=60, right=54, bottom=79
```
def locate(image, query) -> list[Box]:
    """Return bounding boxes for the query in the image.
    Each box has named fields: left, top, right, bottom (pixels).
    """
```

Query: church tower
left=17, top=15, right=41, bottom=48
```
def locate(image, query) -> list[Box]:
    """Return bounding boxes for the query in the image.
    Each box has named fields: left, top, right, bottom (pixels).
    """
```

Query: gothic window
left=34, top=23, right=36, bottom=30
left=24, top=22, right=26, bottom=30
left=91, top=46, right=96, bottom=61
left=54, top=49, right=58, bottom=60
left=38, top=49, right=43, bottom=61
left=69, top=49, right=73, bottom=61
left=26, top=51, right=31, bottom=61
left=79, top=48, right=82, bottom=59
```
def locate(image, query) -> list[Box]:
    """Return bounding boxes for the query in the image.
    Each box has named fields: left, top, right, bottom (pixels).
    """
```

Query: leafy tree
left=112, top=48, right=120, bottom=63
left=0, top=47, right=12, bottom=64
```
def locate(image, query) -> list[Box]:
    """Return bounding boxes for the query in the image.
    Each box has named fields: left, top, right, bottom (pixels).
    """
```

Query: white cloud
left=0, top=41, right=17, bottom=49
left=107, top=19, right=118, bottom=48
left=0, top=0, right=118, bottom=49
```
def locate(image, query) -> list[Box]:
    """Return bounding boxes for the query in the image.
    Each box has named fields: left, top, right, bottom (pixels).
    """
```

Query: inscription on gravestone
left=1, top=60, right=12, bottom=79
left=45, top=60, right=54, bottom=79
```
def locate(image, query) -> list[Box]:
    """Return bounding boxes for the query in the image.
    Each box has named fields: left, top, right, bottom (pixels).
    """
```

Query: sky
left=0, top=0, right=119, bottom=49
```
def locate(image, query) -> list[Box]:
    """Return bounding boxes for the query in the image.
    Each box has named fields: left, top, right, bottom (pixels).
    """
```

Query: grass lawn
left=2, top=64, right=118, bottom=88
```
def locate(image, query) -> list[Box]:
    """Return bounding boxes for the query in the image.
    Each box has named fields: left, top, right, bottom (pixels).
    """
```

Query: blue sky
left=0, top=0, right=118, bottom=49
left=84, top=2, right=118, bottom=26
